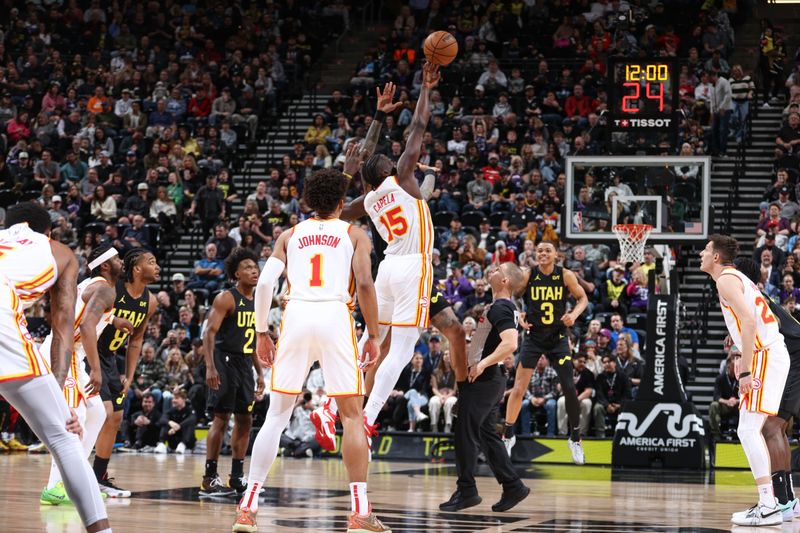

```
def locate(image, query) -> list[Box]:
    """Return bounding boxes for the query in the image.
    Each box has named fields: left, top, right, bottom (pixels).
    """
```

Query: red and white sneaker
left=310, top=399, right=338, bottom=451
left=364, top=418, right=379, bottom=462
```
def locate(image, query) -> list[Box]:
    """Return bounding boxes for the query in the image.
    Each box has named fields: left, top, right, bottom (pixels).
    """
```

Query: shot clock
left=608, top=59, right=679, bottom=150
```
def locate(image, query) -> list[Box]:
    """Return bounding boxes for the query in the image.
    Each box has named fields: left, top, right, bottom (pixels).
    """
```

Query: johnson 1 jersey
left=363, top=176, right=434, bottom=257
left=719, top=267, right=785, bottom=351
left=0, top=223, right=58, bottom=308
left=285, top=218, right=355, bottom=305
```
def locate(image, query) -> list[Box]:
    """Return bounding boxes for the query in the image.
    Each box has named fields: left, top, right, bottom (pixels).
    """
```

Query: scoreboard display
left=608, top=58, right=679, bottom=148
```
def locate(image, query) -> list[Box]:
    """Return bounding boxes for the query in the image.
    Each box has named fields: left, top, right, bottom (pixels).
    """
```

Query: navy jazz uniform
left=208, top=288, right=256, bottom=415
left=97, top=281, right=150, bottom=411
left=763, top=295, right=800, bottom=420
left=520, top=266, right=570, bottom=368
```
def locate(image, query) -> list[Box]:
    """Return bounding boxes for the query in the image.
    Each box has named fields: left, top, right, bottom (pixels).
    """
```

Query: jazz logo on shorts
left=752, top=377, right=763, bottom=390
left=419, top=296, right=429, bottom=308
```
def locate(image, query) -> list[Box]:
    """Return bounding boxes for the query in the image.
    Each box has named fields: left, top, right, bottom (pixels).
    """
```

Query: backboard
left=563, top=156, right=711, bottom=245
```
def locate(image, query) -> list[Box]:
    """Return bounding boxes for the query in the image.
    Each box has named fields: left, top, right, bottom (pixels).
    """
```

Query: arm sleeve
left=255, top=256, right=285, bottom=333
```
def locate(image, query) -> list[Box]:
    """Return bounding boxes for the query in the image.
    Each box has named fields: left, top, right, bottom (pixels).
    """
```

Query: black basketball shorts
left=429, top=285, right=451, bottom=320
left=519, top=332, right=571, bottom=370
left=97, top=353, right=125, bottom=412
left=779, top=350, right=800, bottom=421
left=207, top=351, right=255, bottom=416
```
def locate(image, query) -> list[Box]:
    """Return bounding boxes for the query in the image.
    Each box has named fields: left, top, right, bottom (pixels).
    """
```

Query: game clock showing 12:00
left=609, top=59, right=678, bottom=138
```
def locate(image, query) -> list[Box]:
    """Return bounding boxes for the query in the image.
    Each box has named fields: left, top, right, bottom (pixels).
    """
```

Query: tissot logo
left=614, top=118, right=673, bottom=128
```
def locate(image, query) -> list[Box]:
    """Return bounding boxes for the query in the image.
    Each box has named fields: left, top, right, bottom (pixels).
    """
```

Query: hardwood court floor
left=0, top=452, right=791, bottom=532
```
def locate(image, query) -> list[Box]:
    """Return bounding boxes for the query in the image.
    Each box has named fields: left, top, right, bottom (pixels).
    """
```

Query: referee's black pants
left=455, top=373, right=523, bottom=496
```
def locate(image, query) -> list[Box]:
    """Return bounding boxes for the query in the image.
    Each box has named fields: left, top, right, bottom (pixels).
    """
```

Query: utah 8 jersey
left=285, top=218, right=355, bottom=306
left=364, top=176, right=434, bottom=257
left=719, top=267, right=784, bottom=351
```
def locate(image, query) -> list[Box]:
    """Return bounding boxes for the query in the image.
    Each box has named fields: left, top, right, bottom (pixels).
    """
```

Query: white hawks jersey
left=0, top=223, right=58, bottom=308
left=364, top=176, right=434, bottom=257
left=285, top=218, right=355, bottom=306
left=719, top=267, right=784, bottom=351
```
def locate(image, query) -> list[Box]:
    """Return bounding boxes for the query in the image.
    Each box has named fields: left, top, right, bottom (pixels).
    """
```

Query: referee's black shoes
left=439, top=490, right=482, bottom=511
left=491, top=484, right=531, bottom=512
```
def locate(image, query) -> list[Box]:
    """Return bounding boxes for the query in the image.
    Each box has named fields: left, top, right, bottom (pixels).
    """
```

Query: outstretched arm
left=397, top=62, right=440, bottom=198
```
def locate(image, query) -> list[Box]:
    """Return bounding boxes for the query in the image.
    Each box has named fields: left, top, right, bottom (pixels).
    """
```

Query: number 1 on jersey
left=310, top=253, right=324, bottom=287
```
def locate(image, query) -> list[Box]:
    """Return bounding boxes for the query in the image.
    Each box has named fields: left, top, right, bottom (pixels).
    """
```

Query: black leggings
left=552, top=357, right=580, bottom=439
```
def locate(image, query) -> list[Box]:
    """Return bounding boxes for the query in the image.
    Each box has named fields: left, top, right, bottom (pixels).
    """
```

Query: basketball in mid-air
left=423, top=31, right=458, bottom=66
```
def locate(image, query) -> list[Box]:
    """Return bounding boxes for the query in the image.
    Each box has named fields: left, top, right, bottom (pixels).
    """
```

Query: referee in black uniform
left=736, top=257, right=800, bottom=511
left=440, top=262, right=530, bottom=512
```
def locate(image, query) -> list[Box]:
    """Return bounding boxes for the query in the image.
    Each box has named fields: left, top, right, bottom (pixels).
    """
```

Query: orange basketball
left=423, top=31, right=458, bottom=66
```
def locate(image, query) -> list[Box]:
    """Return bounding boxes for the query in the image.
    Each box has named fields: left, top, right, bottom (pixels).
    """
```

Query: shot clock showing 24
left=608, top=58, right=679, bottom=151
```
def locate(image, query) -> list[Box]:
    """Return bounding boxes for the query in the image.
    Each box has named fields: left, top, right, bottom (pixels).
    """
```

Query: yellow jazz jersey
left=0, top=223, right=58, bottom=308
left=718, top=267, right=790, bottom=415
left=364, top=176, right=434, bottom=257
left=40, top=277, right=114, bottom=407
left=285, top=218, right=355, bottom=305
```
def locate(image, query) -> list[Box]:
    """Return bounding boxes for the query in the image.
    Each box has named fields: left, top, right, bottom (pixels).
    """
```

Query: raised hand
left=343, top=141, right=365, bottom=177
left=376, top=82, right=403, bottom=114
left=422, top=61, right=441, bottom=90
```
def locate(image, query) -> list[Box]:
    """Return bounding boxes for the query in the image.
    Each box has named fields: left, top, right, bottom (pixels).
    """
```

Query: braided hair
left=361, top=154, right=385, bottom=188
left=123, top=248, right=150, bottom=283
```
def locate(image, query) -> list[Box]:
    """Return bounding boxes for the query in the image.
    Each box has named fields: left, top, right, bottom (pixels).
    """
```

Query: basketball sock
left=570, top=426, right=581, bottom=442
left=241, top=391, right=296, bottom=513
left=328, top=398, right=338, bottom=416
left=231, top=459, right=244, bottom=478
left=349, top=482, right=369, bottom=516
left=204, top=459, right=218, bottom=478
left=93, top=455, right=109, bottom=481
left=773, top=471, right=789, bottom=504
left=364, top=327, right=420, bottom=425
left=503, top=423, right=514, bottom=439
left=759, top=482, right=777, bottom=507
left=788, top=472, right=796, bottom=500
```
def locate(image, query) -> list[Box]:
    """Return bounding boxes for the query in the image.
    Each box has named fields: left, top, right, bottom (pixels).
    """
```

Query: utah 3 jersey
left=364, top=176, right=434, bottom=257
left=286, top=218, right=354, bottom=305
left=98, top=281, right=150, bottom=357
left=719, top=268, right=784, bottom=351
left=523, top=265, right=568, bottom=340
left=0, top=223, right=58, bottom=308
left=216, top=287, right=256, bottom=356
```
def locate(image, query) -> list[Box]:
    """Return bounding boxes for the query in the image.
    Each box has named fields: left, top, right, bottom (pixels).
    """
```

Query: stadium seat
left=593, top=312, right=614, bottom=328
left=635, top=329, right=647, bottom=353
left=459, top=211, right=485, bottom=229
left=626, top=312, right=648, bottom=330
left=0, top=189, right=17, bottom=208
left=432, top=211, right=456, bottom=228
left=489, top=212, right=506, bottom=227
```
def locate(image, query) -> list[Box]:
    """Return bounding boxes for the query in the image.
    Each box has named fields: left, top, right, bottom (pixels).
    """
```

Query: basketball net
left=613, top=224, right=653, bottom=264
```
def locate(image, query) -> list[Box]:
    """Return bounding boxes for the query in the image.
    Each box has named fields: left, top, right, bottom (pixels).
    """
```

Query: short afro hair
left=225, top=246, right=259, bottom=281
left=303, top=168, right=349, bottom=216
left=734, top=257, right=760, bottom=285
left=709, top=234, right=739, bottom=265
left=6, top=201, right=51, bottom=234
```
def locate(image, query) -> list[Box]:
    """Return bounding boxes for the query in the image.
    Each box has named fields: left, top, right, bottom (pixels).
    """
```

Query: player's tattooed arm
left=362, top=82, right=403, bottom=157
left=397, top=62, right=440, bottom=197
left=49, top=241, right=79, bottom=388
left=80, top=284, right=118, bottom=395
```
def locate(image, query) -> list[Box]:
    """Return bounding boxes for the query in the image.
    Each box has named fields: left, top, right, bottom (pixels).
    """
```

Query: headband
left=88, top=247, right=118, bottom=271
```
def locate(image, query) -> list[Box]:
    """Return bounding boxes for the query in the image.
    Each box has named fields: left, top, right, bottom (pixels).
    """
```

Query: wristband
left=343, top=172, right=353, bottom=180
left=739, top=372, right=751, bottom=378
left=374, top=110, right=386, bottom=122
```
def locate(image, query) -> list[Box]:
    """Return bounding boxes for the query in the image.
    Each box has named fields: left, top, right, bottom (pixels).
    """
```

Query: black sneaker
left=229, top=475, right=247, bottom=494
left=98, top=476, right=132, bottom=498
left=492, top=484, right=530, bottom=512
left=439, top=490, right=482, bottom=512
left=199, top=474, right=235, bottom=497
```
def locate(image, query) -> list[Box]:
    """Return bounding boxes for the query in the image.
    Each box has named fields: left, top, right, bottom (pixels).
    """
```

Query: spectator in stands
left=90, top=185, right=117, bottom=223
left=616, top=337, right=644, bottom=398
left=126, top=392, right=162, bottom=452
left=777, top=112, right=800, bottom=155
left=593, top=355, right=632, bottom=437
left=760, top=247, right=782, bottom=299
left=156, top=390, right=197, bottom=454
left=609, top=314, right=641, bottom=353
left=279, top=392, right=322, bottom=458
left=189, top=174, right=225, bottom=237
left=710, top=71, right=732, bottom=157
left=761, top=168, right=791, bottom=212
left=708, top=354, right=740, bottom=441
left=304, top=115, right=331, bottom=148
left=403, top=352, right=432, bottom=432
left=124, top=182, right=151, bottom=218
left=188, top=243, right=225, bottom=293
left=730, top=65, right=755, bottom=143
left=756, top=202, right=791, bottom=249
left=778, top=187, right=800, bottom=220
left=129, top=342, right=167, bottom=412
left=491, top=241, right=516, bottom=265
left=557, top=353, right=594, bottom=437
left=626, top=269, right=649, bottom=313
left=519, top=354, right=558, bottom=437
left=444, top=265, right=473, bottom=317
left=598, top=265, right=628, bottom=316
left=428, top=352, right=457, bottom=433
left=206, top=223, right=237, bottom=261
left=466, top=170, right=493, bottom=214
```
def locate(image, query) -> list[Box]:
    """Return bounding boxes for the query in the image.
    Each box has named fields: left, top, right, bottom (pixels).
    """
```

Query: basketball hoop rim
left=613, top=224, right=653, bottom=242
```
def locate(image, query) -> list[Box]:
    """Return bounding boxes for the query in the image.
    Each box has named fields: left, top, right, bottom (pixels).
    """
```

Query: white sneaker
left=780, top=499, right=795, bottom=521
left=175, top=442, right=186, bottom=455
left=154, top=442, right=168, bottom=454
left=793, top=498, right=800, bottom=518
left=416, top=412, right=429, bottom=423
left=310, top=401, right=338, bottom=452
left=568, top=439, right=585, bottom=465
left=503, top=435, right=516, bottom=457
left=731, top=503, right=782, bottom=526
